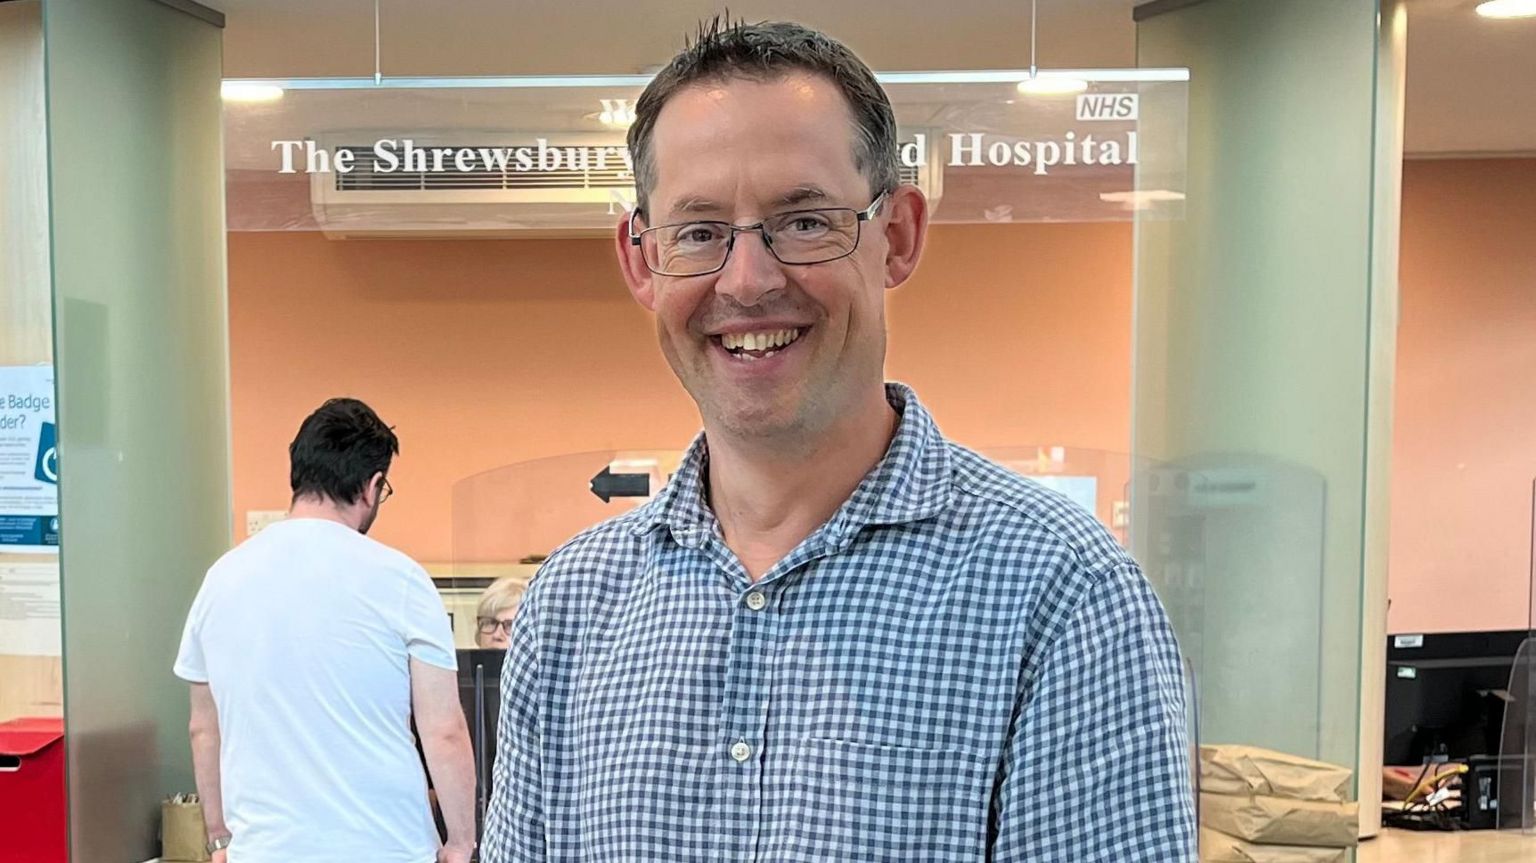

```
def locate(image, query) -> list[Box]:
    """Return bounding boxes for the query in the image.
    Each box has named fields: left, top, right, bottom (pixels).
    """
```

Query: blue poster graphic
left=34, top=421, right=58, bottom=485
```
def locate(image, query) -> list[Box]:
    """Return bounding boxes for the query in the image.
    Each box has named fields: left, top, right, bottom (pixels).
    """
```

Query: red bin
left=0, top=717, right=66, bottom=863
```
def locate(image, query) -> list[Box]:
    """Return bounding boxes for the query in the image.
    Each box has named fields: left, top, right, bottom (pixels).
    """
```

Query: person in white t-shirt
left=174, top=398, right=476, bottom=863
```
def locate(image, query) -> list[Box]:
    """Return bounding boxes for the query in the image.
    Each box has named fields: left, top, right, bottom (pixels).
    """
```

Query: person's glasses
left=629, top=192, right=888, bottom=277
left=477, top=617, right=515, bottom=636
left=379, top=478, right=394, bottom=504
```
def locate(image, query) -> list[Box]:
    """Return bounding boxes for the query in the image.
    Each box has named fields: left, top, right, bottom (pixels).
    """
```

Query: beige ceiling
left=215, top=0, right=1534, bottom=155
left=216, top=0, right=1136, bottom=77
left=1403, top=0, right=1536, bottom=154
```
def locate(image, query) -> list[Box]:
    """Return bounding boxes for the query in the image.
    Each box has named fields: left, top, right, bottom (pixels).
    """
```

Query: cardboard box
left=1199, top=827, right=1347, bottom=862
left=1200, top=745, right=1352, bottom=803
left=0, top=716, right=66, bottom=863
left=1200, top=793, right=1359, bottom=848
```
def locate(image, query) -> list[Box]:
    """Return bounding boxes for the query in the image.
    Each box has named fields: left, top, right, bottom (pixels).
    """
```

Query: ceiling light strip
left=222, top=68, right=1190, bottom=92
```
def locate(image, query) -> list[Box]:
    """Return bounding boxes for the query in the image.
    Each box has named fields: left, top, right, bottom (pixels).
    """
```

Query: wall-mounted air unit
left=308, top=130, right=943, bottom=240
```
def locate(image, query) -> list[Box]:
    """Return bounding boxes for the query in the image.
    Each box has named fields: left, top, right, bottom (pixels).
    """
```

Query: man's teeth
left=720, top=328, right=802, bottom=353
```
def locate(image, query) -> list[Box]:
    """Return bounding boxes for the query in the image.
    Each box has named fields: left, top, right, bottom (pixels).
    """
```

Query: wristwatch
left=207, top=836, right=231, bottom=855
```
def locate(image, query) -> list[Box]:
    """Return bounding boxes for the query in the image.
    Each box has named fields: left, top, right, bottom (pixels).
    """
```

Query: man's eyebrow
left=774, top=186, right=831, bottom=208
left=658, top=187, right=833, bottom=222
left=666, top=197, right=726, bottom=220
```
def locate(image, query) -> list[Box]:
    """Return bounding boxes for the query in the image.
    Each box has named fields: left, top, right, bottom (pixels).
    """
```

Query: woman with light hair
left=474, top=577, right=525, bottom=650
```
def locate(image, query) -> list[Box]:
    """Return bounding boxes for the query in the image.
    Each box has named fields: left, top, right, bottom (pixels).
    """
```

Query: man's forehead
left=646, top=75, right=864, bottom=218
left=659, top=184, right=839, bottom=220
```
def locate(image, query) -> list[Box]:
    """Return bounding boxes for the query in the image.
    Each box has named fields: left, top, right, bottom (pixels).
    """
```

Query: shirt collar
left=630, top=383, right=953, bottom=548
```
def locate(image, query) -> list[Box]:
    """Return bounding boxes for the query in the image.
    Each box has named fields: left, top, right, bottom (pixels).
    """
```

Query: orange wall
left=1387, top=159, right=1536, bottom=635
left=229, top=162, right=1536, bottom=633
left=229, top=223, right=1134, bottom=562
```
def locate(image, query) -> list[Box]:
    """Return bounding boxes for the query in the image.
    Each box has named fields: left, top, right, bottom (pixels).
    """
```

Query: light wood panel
left=0, top=655, right=63, bottom=721
left=0, top=0, right=52, bottom=367
left=0, top=0, right=62, bottom=721
left=1359, top=828, right=1536, bottom=863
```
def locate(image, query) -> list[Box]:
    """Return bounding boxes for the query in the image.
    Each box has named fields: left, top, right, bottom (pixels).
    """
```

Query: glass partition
left=451, top=445, right=1163, bottom=566
left=224, top=72, right=1187, bottom=235
left=452, top=449, right=678, bottom=565
left=1498, top=637, right=1535, bottom=833
left=226, top=55, right=1199, bottom=862
left=1496, top=485, right=1536, bottom=833
left=1129, top=457, right=1328, bottom=757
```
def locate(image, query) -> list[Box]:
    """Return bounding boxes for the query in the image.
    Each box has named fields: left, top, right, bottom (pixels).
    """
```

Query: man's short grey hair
left=627, top=18, right=900, bottom=218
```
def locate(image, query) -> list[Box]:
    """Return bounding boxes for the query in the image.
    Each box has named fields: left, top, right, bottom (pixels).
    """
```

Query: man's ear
left=881, top=185, right=930, bottom=291
left=615, top=212, right=656, bottom=311
left=362, top=471, right=384, bottom=507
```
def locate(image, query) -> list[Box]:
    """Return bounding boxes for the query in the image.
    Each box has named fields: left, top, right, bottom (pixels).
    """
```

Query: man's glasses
left=478, top=617, right=515, bottom=636
left=379, top=477, right=394, bottom=504
left=630, top=192, right=887, bottom=277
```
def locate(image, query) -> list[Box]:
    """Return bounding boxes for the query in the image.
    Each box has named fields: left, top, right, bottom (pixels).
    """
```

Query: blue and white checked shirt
left=483, top=384, right=1196, bottom=862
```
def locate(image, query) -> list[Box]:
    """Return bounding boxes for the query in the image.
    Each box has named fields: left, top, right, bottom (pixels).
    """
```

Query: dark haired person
left=175, top=398, right=476, bottom=863
left=482, top=20, right=1195, bottom=863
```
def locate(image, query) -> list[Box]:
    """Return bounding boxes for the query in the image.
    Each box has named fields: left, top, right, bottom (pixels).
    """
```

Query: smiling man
left=481, top=19, right=1195, bottom=863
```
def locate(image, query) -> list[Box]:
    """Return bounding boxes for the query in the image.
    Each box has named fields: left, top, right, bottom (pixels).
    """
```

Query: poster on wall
left=0, top=365, right=59, bottom=554
left=0, top=562, right=61, bottom=656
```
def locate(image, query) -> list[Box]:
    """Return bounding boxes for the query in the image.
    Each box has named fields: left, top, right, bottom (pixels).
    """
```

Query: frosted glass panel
left=1132, top=4, right=1403, bottom=853
left=44, top=0, right=229, bottom=858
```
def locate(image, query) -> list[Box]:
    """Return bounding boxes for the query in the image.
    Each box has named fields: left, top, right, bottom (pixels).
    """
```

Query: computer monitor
left=1384, top=630, right=1528, bottom=766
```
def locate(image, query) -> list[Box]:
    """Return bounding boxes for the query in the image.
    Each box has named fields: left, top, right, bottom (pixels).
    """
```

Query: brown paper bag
left=161, top=799, right=212, bottom=862
left=1199, top=827, right=1347, bottom=863
left=1200, top=745, right=1352, bottom=803
left=1200, top=793, right=1358, bottom=848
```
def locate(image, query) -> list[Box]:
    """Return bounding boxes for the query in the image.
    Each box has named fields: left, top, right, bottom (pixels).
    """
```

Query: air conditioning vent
left=332, top=144, right=636, bottom=192
left=309, top=131, right=942, bottom=239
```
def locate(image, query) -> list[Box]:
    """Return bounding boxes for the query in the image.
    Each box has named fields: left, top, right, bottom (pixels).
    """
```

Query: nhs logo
left=1076, top=93, right=1139, bottom=121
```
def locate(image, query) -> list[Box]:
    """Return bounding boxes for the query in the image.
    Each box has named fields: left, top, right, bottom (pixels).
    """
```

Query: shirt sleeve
left=480, top=584, right=545, bottom=863
left=173, top=578, right=210, bottom=683
left=400, top=567, right=457, bottom=671
left=991, top=563, right=1197, bottom=862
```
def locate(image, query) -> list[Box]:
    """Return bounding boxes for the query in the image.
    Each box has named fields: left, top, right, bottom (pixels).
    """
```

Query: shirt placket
left=698, top=525, right=856, bottom=862
left=691, top=534, right=773, bottom=862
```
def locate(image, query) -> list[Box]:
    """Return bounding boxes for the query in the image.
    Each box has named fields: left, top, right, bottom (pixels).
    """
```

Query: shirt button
left=744, top=591, right=768, bottom=611
left=730, top=740, right=752, bottom=762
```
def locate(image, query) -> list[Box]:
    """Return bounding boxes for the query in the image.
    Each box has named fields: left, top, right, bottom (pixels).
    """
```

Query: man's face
left=625, top=74, right=893, bottom=442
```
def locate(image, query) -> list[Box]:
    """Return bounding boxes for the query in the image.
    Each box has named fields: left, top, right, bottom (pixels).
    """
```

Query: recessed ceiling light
left=1099, top=190, right=1186, bottom=210
left=1476, top=0, right=1536, bottom=18
left=221, top=82, right=284, bottom=103
left=1016, top=76, right=1089, bottom=96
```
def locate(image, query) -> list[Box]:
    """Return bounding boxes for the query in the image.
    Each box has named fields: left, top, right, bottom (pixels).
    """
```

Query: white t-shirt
left=174, top=518, right=457, bottom=863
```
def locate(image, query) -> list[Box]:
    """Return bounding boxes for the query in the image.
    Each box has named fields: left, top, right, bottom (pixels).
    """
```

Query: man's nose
left=713, top=229, right=788, bottom=307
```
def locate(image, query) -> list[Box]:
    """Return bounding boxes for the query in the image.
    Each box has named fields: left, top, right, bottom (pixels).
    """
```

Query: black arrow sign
left=589, top=466, right=650, bottom=503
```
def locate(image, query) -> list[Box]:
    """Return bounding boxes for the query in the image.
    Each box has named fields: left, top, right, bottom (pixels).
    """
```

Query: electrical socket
left=246, top=510, right=287, bottom=537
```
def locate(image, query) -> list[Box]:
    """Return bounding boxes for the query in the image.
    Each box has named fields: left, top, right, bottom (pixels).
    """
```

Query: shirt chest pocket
left=770, top=738, right=993, bottom=862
